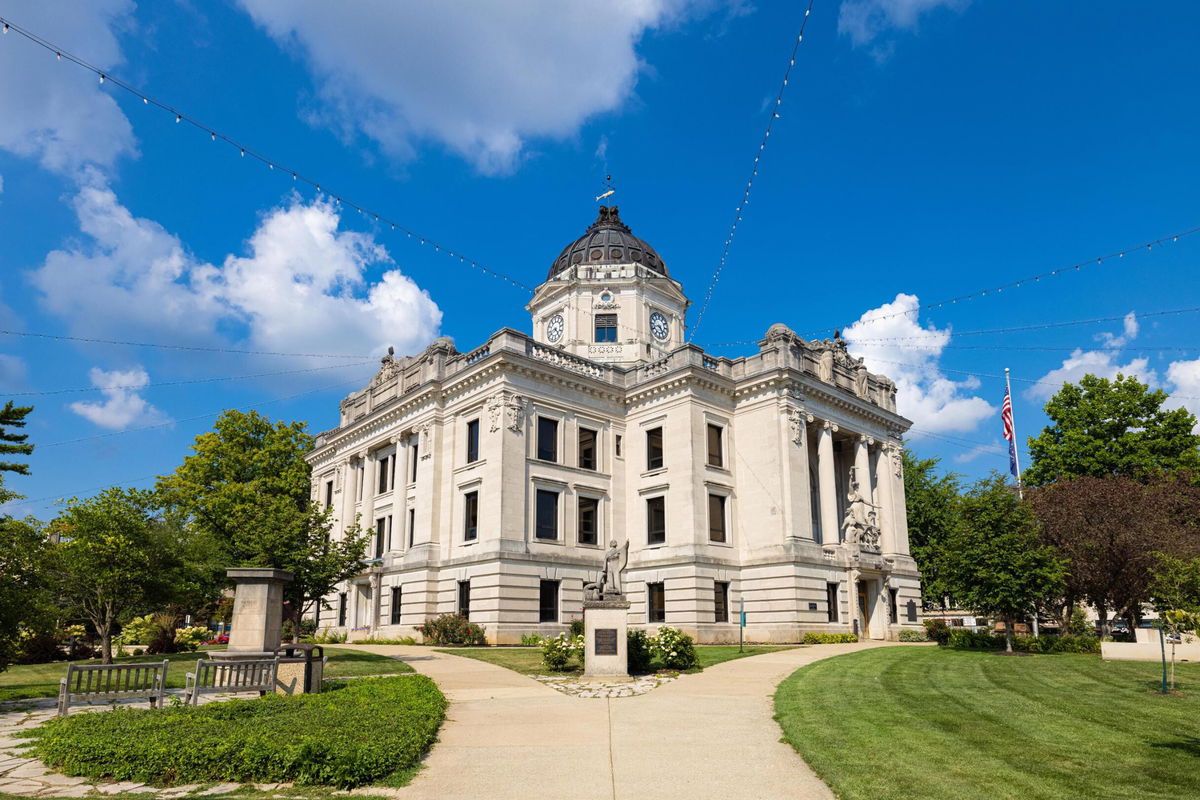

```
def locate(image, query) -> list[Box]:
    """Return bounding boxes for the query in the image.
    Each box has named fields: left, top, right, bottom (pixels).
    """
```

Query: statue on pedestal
left=585, top=540, right=629, bottom=600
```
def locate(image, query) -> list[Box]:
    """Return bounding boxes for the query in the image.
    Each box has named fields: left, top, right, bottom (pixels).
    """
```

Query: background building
left=308, top=206, right=921, bottom=643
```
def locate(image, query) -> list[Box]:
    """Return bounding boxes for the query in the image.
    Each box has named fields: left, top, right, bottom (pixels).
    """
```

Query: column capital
left=821, top=419, right=839, bottom=433
left=857, top=434, right=875, bottom=447
left=355, top=449, right=369, bottom=460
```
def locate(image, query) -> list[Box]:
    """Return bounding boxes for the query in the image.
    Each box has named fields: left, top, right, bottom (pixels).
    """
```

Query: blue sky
left=2, top=0, right=1199, bottom=518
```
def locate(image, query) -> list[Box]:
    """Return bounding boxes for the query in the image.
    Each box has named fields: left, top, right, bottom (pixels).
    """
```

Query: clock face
left=547, top=314, right=565, bottom=343
left=649, top=311, right=670, bottom=341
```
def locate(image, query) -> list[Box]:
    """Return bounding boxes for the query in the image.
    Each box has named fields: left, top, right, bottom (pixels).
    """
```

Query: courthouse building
left=308, top=206, right=921, bottom=643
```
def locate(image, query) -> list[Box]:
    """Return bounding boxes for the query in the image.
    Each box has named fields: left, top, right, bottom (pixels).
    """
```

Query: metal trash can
left=272, top=643, right=326, bottom=694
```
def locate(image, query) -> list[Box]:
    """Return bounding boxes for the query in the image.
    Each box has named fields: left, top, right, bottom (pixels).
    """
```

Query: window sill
left=641, top=467, right=668, bottom=479
left=533, top=537, right=563, bottom=545
left=454, top=459, right=486, bottom=475
left=707, top=540, right=734, bottom=548
left=705, top=464, right=731, bottom=474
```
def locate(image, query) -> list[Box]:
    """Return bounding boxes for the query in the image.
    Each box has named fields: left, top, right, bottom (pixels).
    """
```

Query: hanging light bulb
left=175, top=114, right=182, bottom=123
left=56, top=52, right=61, bottom=61
left=143, top=97, right=148, bottom=104
left=210, top=132, right=216, bottom=142
left=240, top=149, right=245, bottom=157
left=3, top=23, right=9, bottom=34
left=99, top=74, right=106, bottom=84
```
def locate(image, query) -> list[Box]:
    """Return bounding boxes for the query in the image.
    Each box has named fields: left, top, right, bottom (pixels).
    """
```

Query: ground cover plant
left=774, top=646, right=1200, bottom=800
left=0, top=649, right=409, bottom=702
left=438, top=644, right=796, bottom=675
left=24, top=676, right=445, bottom=788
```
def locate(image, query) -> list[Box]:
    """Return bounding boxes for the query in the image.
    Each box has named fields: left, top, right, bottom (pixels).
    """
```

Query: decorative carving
left=505, top=394, right=526, bottom=433
left=584, top=540, right=630, bottom=600
left=417, top=423, right=431, bottom=454
left=821, top=419, right=839, bottom=434
left=889, top=444, right=904, bottom=479
left=841, top=470, right=882, bottom=553
left=371, top=346, right=400, bottom=387
left=786, top=407, right=813, bottom=446
left=334, top=463, right=344, bottom=492
left=817, top=348, right=834, bottom=383
left=854, top=363, right=869, bottom=399
left=487, top=394, right=504, bottom=433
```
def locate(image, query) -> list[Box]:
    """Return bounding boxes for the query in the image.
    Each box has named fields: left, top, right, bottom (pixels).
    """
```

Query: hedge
left=26, top=676, right=446, bottom=788
left=945, top=630, right=1100, bottom=654
left=802, top=633, right=859, bottom=644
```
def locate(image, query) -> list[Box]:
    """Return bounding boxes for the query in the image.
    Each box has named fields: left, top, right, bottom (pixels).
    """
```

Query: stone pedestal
left=216, top=567, right=293, bottom=660
left=583, top=599, right=631, bottom=678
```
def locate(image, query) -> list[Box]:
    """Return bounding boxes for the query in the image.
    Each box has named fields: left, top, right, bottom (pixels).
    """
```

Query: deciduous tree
left=902, top=449, right=962, bottom=608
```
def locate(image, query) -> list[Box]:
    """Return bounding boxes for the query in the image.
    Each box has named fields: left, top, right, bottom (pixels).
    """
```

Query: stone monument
left=216, top=567, right=293, bottom=660
left=583, top=540, right=631, bottom=678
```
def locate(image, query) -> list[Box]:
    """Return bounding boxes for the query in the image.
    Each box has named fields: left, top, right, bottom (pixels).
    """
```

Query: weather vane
left=595, top=174, right=616, bottom=203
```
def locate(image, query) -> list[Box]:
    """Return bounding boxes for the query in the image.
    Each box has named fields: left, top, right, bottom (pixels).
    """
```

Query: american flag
left=1001, top=387, right=1018, bottom=478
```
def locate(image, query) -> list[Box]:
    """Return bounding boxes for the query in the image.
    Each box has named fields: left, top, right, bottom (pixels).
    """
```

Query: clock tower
left=527, top=206, right=689, bottom=366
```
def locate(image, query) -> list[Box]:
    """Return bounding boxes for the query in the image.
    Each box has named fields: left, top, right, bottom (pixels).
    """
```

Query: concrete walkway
left=336, top=640, right=894, bottom=800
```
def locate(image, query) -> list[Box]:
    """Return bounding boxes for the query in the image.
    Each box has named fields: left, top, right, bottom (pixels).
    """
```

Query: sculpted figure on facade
left=487, top=393, right=504, bottom=433
left=372, top=346, right=400, bottom=388
left=786, top=406, right=813, bottom=447
left=854, top=363, right=869, bottom=399
left=841, top=470, right=881, bottom=550
left=817, top=346, right=834, bottom=383
left=505, top=394, right=526, bottom=433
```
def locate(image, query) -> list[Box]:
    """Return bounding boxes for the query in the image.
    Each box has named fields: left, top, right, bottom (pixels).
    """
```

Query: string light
left=0, top=13, right=534, bottom=294
left=689, top=0, right=816, bottom=343
left=0, top=328, right=369, bottom=359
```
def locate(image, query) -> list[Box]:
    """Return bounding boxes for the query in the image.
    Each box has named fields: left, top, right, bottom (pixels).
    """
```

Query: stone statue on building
left=585, top=540, right=629, bottom=600
left=854, top=363, right=869, bottom=399
left=841, top=472, right=881, bottom=550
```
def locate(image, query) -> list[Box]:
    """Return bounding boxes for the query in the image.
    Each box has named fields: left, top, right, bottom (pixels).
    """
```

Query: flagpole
left=1004, top=367, right=1024, bottom=500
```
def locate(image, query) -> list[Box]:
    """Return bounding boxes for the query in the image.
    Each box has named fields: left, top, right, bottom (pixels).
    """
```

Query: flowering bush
left=649, top=626, right=698, bottom=670
left=520, top=633, right=545, bottom=646
left=541, top=633, right=584, bottom=671
left=923, top=619, right=951, bottom=646
left=173, top=626, right=209, bottom=652
left=416, top=614, right=487, bottom=646
left=202, top=634, right=230, bottom=646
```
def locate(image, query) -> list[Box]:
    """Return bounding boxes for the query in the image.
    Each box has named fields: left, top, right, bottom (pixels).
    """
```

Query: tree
left=1025, top=374, right=1200, bottom=486
left=1149, top=554, right=1200, bottom=615
left=157, top=410, right=368, bottom=642
left=0, top=401, right=34, bottom=479
left=902, top=449, right=962, bottom=608
left=940, top=474, right=1065, bottom=652
left=47, top=488, right=185, bottom=663
left=0, top=512, right=51, bottom=670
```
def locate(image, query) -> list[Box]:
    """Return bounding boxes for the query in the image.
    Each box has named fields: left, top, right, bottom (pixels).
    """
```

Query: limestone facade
left=307, top=207, right=920, bottom=643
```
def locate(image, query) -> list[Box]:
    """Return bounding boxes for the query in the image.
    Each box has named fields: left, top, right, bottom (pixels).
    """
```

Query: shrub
left=132, top=648, right=145, bottom=657
left=946, top=629, right=1004, bottom=650
left=568, top=618, right=585, bottom=638
left=1067, top=607, right=1091, bottom=637
left=923, top=619, right=951, bottom=646
left=358, top=636, right=417, bottom=646
left=627, top=629, right=652, bottom=674
left=281, top=617, right=319, bottom=641
left=173, top=627, right=209, bottom=652
left=416, top=614, right=486, bottom=646
left=18, top=633, right=63, bottom=665
left=27, top=676, right=446, bottom=788
left=119, top=615, right=158, bottom=646
left=1012, top=634, right=1100, bottom=654
left=520, top=633, right=544, bottom=647
left=802, top=633, right=859, bottom=644
left=650, top=626, right=698, bottom=670
left=310, top=630, right=348, bottom=644
left=898, top=629, right=928, bottom=642
left=541, top=634, right=584, bottom=671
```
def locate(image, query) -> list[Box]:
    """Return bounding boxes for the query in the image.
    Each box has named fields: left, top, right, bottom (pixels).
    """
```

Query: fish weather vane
left=595, top=174, right=616, bottom=203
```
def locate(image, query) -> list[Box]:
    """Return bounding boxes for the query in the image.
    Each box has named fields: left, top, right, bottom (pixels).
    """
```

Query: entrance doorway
left=857, top=580, right=870, bottom=639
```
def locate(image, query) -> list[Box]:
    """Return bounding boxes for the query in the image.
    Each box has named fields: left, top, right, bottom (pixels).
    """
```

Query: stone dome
left=548, top=206, right=668, bottom=280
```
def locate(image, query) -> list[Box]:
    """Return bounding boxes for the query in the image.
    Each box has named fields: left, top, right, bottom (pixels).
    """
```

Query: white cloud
left=69, top=366, right=168, bottom=430
left=950, top=438, right=1004, bottom=464
left=32, top=180, right=443, bottom=367
left=838, top=0, right=967, bottom=47
left=842, top=293, right=995, bottom=433
left=0, top=0, right=137, bottom=176
left=0, top=281, right=28, bottom=391
left=1165, top=358, right=1200, bottom=430
left=1027, top=313, right=1157, bottom=401
left=235, top=0, right=703, bottom=174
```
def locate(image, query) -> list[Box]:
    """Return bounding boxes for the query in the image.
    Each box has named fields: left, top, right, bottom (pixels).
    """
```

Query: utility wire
left=0, top=328, right=373, bottom=360
left=5, top=360, right=372, bottom=396
left=0, top=15, right=533, bottom=293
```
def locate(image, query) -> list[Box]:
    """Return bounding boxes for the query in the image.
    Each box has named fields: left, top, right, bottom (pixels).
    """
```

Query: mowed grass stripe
left=774, top=647, right=1200, bottom=800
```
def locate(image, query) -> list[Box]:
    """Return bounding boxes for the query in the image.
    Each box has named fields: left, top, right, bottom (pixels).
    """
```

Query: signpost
left=739, top=596, right=745, bottom=653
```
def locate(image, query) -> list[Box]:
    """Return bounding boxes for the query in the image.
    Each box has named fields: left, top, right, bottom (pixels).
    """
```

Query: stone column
left=816, top=420, right=839, bottom=544
left=392, top=435, right=407, bottom=553
left=854, top=434, right=873, bottom=503
left=874, top=445, right=897, bottom=554
left=338, top=456, right=357, bottom=536
left=361, top=450, right=378, bottom=557
left=847, top=568, right=861, bottom=637
left=782, top=404, right=815, bottom=541
left=887, top=444, right=911, bottom=554
left=370, top=572, right=383, bottom=631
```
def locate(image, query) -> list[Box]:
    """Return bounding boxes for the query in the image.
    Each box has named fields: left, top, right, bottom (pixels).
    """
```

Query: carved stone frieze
left=506, top=394, right=526, bottom=433
left=785, top=406, right=814, bottom=446
left=487, top=393, right=505, bottom=433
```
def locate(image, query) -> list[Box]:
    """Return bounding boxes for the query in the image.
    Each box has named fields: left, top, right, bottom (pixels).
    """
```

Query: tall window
left=708, top=494, right=727, bottom=543
left=539, top=580, right=560, bottom=623
left=357, top=463, right=365, bottom=501
left=338, top=592, right=347, bottom=626
left=714, top=581, right=730, bottom=623
left=707, top=424, right=724, bottom=467
left=646, top=496, right=666, bottom=545
left=374, top=518, right=386, bottom=558
left=407, top=508, right=416, bottom=548
left=615, top=434, right=623, bottom=458
left=594, top=313, right=618, bottom=342
left=389, top=453, right=396, bottom=490
left=466, top=419, right=480, bottom=463
left=324, top=480, right=334, bottom=509
left=647, top=582, right=666, bottom=623
left=578, top=496, right=599, bottom=546
left=377, top=456, right=390, bottom=494
left=457, top=580, right=470, bottom=619
left=535, top=489, right=559, bottom=540
left=826, top=583, right=840, bottom=623
left=578, top=428, right=597, bottom=470
left=646, top=427, right=664, bottom=470
left=537, top=417, right=559, bottom=462
left=410, top=442, right=419, bottom=482
left=464, top=491, right=479, bottom=541
left=390, top=586, right=402, bottom=625
left=889, top=588, right=899, bottom=624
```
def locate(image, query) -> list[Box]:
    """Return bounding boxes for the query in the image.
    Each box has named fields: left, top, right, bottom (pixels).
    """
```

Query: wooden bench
left=57, top=659, right=169, bottom=717
left=182, top=658, right=278, bottom=705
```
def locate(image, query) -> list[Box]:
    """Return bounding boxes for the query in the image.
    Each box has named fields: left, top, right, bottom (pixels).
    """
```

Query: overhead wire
left=5, top=360, right=373, bottom=396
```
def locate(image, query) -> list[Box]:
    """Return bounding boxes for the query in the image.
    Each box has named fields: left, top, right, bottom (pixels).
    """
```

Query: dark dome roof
left=548, top=206, right=668, bottom=280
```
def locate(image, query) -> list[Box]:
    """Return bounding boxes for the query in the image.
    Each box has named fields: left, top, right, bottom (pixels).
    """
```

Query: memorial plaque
left=594, top=628, right=618, bottom=656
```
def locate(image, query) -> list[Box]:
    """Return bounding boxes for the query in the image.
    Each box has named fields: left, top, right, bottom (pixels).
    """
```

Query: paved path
left=336, top=641, right=895, bottom=800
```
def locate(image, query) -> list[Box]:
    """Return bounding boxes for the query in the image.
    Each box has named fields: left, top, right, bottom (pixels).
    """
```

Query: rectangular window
left=324, top=480, right=334, bottom=509
left=337, top=592, right=347, bottom=627
left=889, top=588, right=899, bottom=624
left=407, top=508, right=416, bottom=548
left=386, top=515, right=393, bottom=551
left=594, top=313, right=618, bottom=343
left=536, top=417, right=559, bottom=462
left=458, top=580, right=470, bottom=619
left=646, top=496, right=666, bottom=545
left=826, top=583, right=839, bottom=623
left=390, top=586, right=402, bottom=625
left=578, top=496, right=599, bottom=546
left=646, top=427, right=664, bottom=470
left=714, top=581, right=730, bottom=623
left=708, top=494, right=727, bottom=543
left=389, top=454, right=396, bottom=491
left=464, top=491, right=479, bottom=541
left=357, top=463, right=365, bottom=501
left=410, top=442, right=419, bottom=482
left=374, top=517, right=386, bottom=558
left=377, top=457, right=389, bottom=494
left=615, top=434, right=623, bottom=458
left=578, top=428, right=597, bottom=470
left=535, top=489, right=559, bottom=540
left=707, top=424, right=724, bottom=468
left=539, top=580, right=560, bottom=623
left=466, top=419, right=480, bottom=463
left=647, top=582, right=666, bottom=623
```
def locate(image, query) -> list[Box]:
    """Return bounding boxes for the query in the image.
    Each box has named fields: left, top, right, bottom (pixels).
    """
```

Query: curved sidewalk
left=337, top=640, right=894, bottom=800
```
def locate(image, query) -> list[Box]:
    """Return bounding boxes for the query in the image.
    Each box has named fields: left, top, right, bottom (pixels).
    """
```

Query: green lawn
left=774, top=647, right=1200, bottom=800
left=436, top=644, right=797, bottom=675
left=0, top=649, right=409, bottom=702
